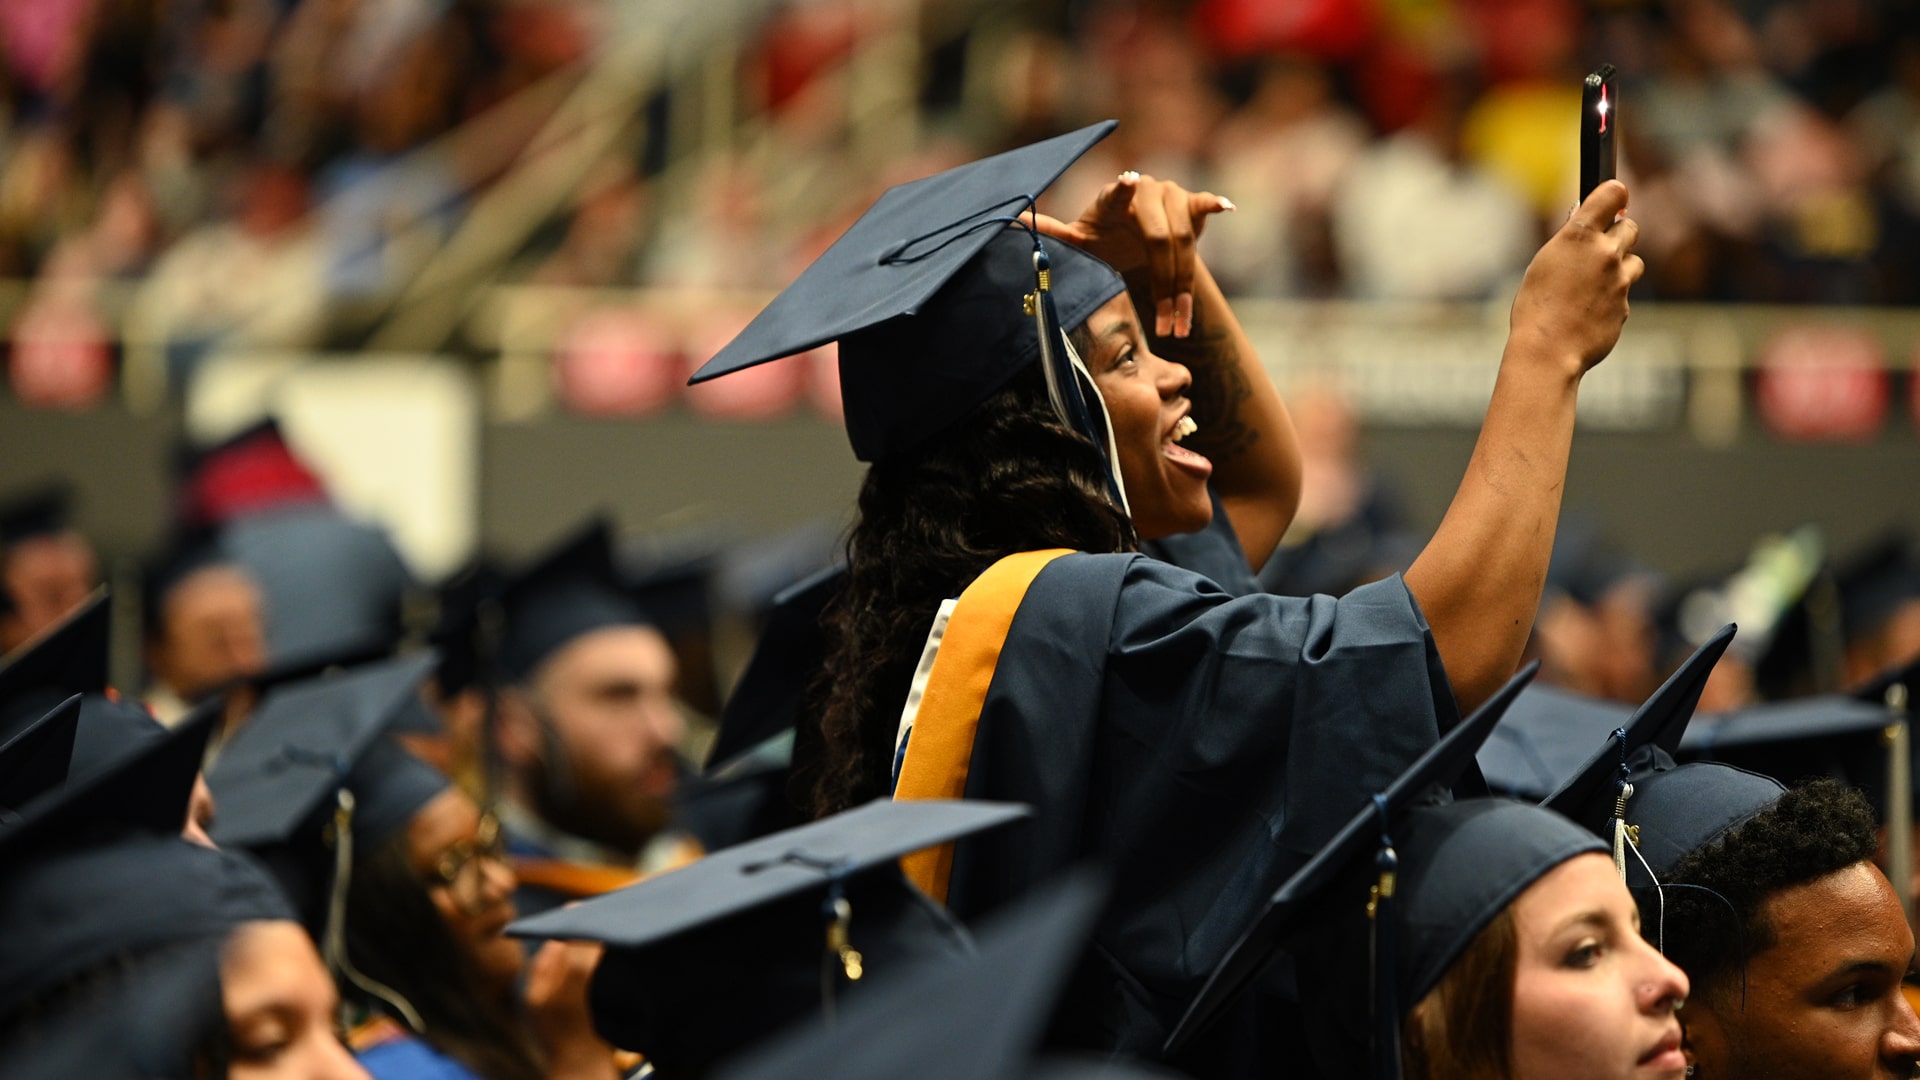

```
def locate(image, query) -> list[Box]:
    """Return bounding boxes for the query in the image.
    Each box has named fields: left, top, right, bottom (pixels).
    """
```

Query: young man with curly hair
left=1625, top=768, right=1920, bottom=1079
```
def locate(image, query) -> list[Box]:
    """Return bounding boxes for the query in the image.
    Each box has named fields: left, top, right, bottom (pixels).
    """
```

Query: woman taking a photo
left=691, top=121, right=1645, bottom=1066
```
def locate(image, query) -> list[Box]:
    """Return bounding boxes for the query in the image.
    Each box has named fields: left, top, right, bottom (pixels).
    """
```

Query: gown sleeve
left=948, top=552, right=1458, bottom=1059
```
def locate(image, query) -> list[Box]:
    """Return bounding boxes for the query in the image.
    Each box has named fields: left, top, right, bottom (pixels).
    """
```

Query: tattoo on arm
left=1126, top=277, right=1260, bottom=465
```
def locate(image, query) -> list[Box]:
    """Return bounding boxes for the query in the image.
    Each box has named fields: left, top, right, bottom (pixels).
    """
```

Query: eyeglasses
left=427, top=812, right=508, bottom=914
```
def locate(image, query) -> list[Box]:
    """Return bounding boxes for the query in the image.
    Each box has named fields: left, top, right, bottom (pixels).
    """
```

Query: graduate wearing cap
left=1836, top=533, right=1920, bottom=690
left=1541, top=654, right=1920, bottom=1078
left=206, top=652, right=623, bottom=1080
left=0, top=482, right=100, bottom=653
left=142, top=530, right=270, bottom=726
left=1594, top=769, right=1918, bottom=1079
left=0, top=593, right=224, bottom=845
left=174, top=417, right=417, bottom=675
left=509, top=797, right=1029, bottom=1077
left=1170, top=665, right=1691, bottom=1080
left=694, top=121, right=1643, bottom=1063
left=0, top=676, right=365, bottom=1079
left=490, top=519, right=696, bottom=914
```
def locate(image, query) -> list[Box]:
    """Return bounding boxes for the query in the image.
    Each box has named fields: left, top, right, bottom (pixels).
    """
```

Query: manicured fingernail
left=1218, top=196, right=1237, bottom=211
left=1118, top=170, right=1141, bottom=183
left=1156, top=298, right=1174, bottom=338
left=1175, top=292, right=1194, bottom=338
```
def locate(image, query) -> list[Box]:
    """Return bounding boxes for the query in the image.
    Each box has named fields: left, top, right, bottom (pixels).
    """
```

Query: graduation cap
left=1836, top=533, right=1920, bottom=645
left=2, top=932, right=229, bottom=1080
left=1166, top=662, right=1591, bottom=1074
left=508, top=797, right=1029, bottom=1075
left=423, top=557, right=505, bottom=698
left=220, top=502, right=417, bottom=671
left=708, top=563, right=845, bottom=767
left=689, top=123, right=1131, bottom=507
left=0, top=834, right=293, bottom=1020
left=0, top=482, right=75, bottom=548
left=0, top=589, right=109, bottom=739
left=1504, top=625, right=1737, bottom=886
left=499, top=518, right=650, bottom=683
left=677, top=731, right=803, bottom=853
left=0, top=694, right=80, bottom=813
left=222, top=637, right=441, bottom=735
left=1604, top=761, right=1787, bottom=889
left=1852, top=653, right=1920, bottom=710
left=620, top=543, right=723, bottom=716
left=1535, top=624, right=1739, bottom=819
left=1677, top=695, right=1895, bottom=806
left=206, top=650, right=444, bottom=851
left=0, top=695, right=220, bottom=859
left=714, top=869, right=1108, bottom=1080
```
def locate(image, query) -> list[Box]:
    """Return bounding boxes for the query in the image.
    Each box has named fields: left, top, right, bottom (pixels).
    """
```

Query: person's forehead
left=542, top=623, right=676, bottom=684
left=1079, top=292, right=1141, bottom=343
left=404, top=787, right=477, bottom=861
left=1759, top=861, right=1910, bottom=965
left=1512, top=851, right=1628, bottom=935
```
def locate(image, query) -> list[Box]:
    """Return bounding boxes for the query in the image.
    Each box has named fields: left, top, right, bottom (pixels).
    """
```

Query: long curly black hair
left=800, top=362, right=1135, bottom=819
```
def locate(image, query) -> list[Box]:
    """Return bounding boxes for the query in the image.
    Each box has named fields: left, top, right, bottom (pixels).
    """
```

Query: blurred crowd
left=6, top=0, right=1920, bottom=398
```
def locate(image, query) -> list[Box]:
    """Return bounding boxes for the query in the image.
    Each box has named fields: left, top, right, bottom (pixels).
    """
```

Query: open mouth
left=1164, top=414, right=1213, bottom=476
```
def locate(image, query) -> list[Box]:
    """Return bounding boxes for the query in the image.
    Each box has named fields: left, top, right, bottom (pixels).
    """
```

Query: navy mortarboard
left=1678, top=694, right=1897, bottom=804
left=0, top=834, right=293, bottom=1018
left=1167, top=663, right=1553, bottom=1068
left=1535, top=623, right=1739, bottom=824
left=499, top=517, right=650, bottom=683
left=689, top=121, right=1130, bottom=506
left=708, top=564, right=843, bottom=769
left=1837, top=533, right=1920, bottom=649
left=508, top=798, right=1028, bottom=1076
left=0, top=695, right=220, bottom=859
left=715, top=870, right=1108, bottom=1080
left=206, top=650, right=442, bottom=850
left=0, top=482, right=74, bottom=548
left=205, top=651, right=447, bottom=939
left=0, top=694, right=80, bottom=814
left=0, top=589, right=110, bottom=737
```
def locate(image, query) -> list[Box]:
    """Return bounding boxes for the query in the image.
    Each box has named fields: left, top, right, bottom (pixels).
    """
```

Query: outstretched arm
left=1405, top=181, right=1643, bottom=714
left=1031, top=175, right=1302, bottom=568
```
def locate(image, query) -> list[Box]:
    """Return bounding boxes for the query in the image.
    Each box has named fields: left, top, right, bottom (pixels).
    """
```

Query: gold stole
left=894, top=549, right=1072, bottom=903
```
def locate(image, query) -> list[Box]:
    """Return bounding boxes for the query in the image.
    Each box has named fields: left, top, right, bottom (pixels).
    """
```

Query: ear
left=1677, top=999, right=1728, bottom=1078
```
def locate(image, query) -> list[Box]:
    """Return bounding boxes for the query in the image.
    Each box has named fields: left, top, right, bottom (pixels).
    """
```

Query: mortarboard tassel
left=1029, top=245, right=1131, bottom=516
left=818, top=861, right=863, bottom=1025
left=1367, top=794, right=1401, bottom=1080
left=316, top=781, right=426, bottom=1033
left=1608, top=728, right=1637, bottom=879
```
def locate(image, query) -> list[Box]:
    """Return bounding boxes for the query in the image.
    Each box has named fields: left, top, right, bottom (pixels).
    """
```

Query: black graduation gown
left=934, top=553, right=1457, bottom=1073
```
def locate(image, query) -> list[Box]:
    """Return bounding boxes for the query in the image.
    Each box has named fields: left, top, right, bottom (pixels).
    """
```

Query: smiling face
left=1508, top=852, right=1692, bottom=1080
left=1077, top=294, right=1214, bottom=541
left=1681, top=860, right=1920, bottom=1080
left=407, top=789, right=524, bottom=995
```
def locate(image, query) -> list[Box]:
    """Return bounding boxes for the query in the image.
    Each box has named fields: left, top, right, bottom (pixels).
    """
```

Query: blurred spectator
left=1205, top=56, right=1366, bottom=297
left=6, top=0, right=1920, bottom=375
left=1330, top=71, right=1534, bottom=300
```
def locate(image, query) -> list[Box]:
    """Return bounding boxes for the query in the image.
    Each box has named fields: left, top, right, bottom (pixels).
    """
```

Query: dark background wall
left=5, top=398, right=1916, bottom=581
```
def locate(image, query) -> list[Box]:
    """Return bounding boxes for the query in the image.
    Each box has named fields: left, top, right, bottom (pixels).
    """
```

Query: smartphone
left=1580, top=64, right=1618, bottom=203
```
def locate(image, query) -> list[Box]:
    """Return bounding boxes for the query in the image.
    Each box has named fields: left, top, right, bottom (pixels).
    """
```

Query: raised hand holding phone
left=1581, top=64, right=1618, bottom=204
